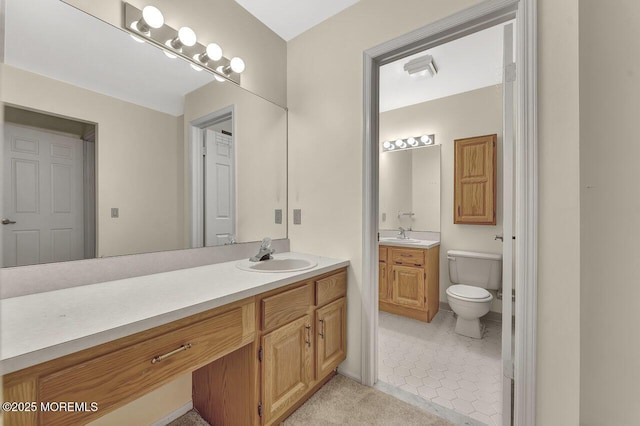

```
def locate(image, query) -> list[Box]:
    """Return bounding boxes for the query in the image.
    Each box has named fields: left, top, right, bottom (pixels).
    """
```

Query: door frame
left=360, top=0, right=537, bottom=425
left=189, top=105, right=236, bottom=248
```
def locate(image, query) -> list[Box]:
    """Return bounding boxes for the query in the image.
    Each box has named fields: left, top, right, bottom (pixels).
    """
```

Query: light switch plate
left=293, top=209, right=301, bottom=225
left=111, top=208, right=119, bottom=218
left=275, top=209, right=282, bottom=224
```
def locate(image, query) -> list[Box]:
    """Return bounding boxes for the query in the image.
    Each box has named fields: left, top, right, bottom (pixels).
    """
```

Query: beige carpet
left=169, top=375, right=451, bottom=426
left=283, top=375, right=451, bottom=426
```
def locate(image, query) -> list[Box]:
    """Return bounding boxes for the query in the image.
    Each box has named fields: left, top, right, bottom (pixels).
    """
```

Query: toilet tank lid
left=447, top=250, right=502, bottom=261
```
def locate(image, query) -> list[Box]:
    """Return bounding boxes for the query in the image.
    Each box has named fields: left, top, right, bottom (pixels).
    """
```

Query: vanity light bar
left=122, top=3, right=244, bottom=85
left=382, top=134, right=436, bottom=152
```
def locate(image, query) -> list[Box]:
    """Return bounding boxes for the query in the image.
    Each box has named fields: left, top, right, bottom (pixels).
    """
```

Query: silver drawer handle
left=151, top=343, right=192, bottom=364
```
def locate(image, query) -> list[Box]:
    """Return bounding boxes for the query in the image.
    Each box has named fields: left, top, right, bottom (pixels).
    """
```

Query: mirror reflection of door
left=2, top=107, right=96, bottom=267
left=204, top=115, right=236, bottom=246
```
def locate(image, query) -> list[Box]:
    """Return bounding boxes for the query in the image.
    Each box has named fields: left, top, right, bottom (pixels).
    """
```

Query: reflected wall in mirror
left=1, top=0, right=287, bottom=267
left=379, top=144, right=441, bottom=232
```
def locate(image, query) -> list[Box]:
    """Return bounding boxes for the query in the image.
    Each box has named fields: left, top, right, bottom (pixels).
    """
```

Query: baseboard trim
left=439, top=302, right=503, bottom=323
left=150, top=401, right=193, bottom=426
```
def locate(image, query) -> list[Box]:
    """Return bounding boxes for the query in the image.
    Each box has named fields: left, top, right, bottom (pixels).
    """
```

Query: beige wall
left=380, top=87, right=504, bottom=312
left=62, top=0, right=287, bottom=106
left=1, top=65, right=184, bottom=257
left=288, top=0, right=581, bottom=423
left=579, top=1, right=640, bottom=424
left=379, top=148, right=413, bottom=230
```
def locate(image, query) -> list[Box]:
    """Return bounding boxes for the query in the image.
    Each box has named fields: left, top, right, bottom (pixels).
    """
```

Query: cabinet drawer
left=390, top=248, right=424, bottom=266
left=262, top=283, right=314, bottom=331
left=316, top=271, right=347, bottom=307
left=39, top=302, right=255, bottom=426
left=379, top=246, right=387, bottom=263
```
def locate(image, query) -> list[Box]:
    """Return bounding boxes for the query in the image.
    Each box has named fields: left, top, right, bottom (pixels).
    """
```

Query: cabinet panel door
left=316, top=298, right=346, bottom=378
left=454, top=134, right=497, bottom=224
left=379, top=263, right=389, bottom=302
left=262, top=315, right=313, bottom=425
left=391, top=265, right=425, bottom=308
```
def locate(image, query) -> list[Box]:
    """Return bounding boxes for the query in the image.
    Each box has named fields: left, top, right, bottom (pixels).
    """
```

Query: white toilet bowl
left=446, top=284, right=493, bottom=339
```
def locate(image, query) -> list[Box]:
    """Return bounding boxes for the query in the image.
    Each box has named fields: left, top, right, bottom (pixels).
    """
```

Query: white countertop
left=379, top=239, right=440, bottom=249
left=0, top=252, right=349, bottom=375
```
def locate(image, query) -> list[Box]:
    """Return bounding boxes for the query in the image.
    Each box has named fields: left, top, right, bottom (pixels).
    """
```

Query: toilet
left=446, top=250, right=502, bottom=339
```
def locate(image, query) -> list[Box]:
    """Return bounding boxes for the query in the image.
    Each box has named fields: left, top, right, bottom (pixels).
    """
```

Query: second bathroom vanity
left=379, top=239, right=440, bottom=323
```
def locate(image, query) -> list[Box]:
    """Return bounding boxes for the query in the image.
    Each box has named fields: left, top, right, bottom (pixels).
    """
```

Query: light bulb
left=395, top=139, right=404, bottom=147
left=420, top=134, right=432, bottom=144
left=407, top=137, right=418, bottom=146
left=169, top=27, right=197, bottom=51
left=190, top=64, right=203, bottom=72
left=383, top=141, right=392, bottom=150
left=130, top=34, right=145, bottom=43
left=230, top=57, right=245, bottom=73
left=131, top=6, right=164, bottom=34
left=142, top=6, right=164, bottom=29
left=214, top=66, right=227, bottom=82
left=178, top=27, right=197, bottom=47
left=206, top=43, right=223, bottom=61
left=163, top=48, right=177, bottom=59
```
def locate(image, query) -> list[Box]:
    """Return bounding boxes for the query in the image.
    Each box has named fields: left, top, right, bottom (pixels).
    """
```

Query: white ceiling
left=380, top=22, right=513, bottom=112
left=233, top=0, right=360, bottom=41
left=5, top=0, right=216, bottom=116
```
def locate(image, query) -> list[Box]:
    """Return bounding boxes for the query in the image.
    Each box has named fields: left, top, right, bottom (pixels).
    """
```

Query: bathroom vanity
left=1, top=253, right=348, bottom=426
left=378, top=240, right=440, bottom=322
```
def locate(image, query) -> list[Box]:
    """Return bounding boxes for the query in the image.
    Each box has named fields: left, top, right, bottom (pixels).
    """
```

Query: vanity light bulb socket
left=420, top=134, right=432, bottom=144
left=132, top=6, right=164, bottom=34
left=169, top=26, right=197, bottom=50
left=230, top=57, right=245, bottom=74
left=383, top=141, right=393, bottom=150
left=407, top=137, right=418, bottom=146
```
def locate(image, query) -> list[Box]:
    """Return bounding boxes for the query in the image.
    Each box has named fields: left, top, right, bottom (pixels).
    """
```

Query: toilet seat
left=446, top=284, right=493, bottom=302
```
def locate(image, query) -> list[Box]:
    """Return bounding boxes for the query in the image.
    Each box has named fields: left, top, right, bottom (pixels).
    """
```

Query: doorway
left=189, top=106, right=237, bottom=247
left=2, top=106, right=96, bottom=267
left=361, top=1, right=537, bottom=425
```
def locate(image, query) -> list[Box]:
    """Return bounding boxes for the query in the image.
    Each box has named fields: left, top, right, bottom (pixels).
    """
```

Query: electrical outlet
left=111, top=208, right=119, bottom=218
left=275, top=209, right=282, bottom=224
left=293, top=209, right=302, bottom=225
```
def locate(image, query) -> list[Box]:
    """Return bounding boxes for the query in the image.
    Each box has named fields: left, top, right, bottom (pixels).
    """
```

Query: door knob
left=2, top=219, right=16, bottom=225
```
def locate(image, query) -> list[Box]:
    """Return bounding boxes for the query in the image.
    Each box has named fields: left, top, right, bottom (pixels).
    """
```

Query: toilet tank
left=447, top=250, right=502, bottom=290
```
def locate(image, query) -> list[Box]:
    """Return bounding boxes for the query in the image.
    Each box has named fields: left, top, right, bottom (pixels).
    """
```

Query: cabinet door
left=316, top=297, right=346, bottom=379
left=391, top=265, right=425, bottom=308
left=379, top=263, right=389, bottom=302
left=262, top=315, right=313, bottom=425
left=454, top=134, right=497, bottom=224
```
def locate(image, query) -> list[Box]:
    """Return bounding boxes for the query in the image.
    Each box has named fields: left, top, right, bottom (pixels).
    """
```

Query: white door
left=501, top=23, right=516, bottom=426
left=204, top=128, right=235, bottom=246
left=2, top=124, right=85, bottom=266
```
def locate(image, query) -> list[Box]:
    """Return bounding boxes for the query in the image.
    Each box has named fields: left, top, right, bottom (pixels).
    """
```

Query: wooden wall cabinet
left=379, top=245, right=439, bottom=323
left=454, top=134, right=497, bottom=225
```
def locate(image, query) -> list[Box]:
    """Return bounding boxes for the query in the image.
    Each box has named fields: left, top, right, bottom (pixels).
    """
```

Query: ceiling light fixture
left=404, top=54, right=438, bottom=77
left=122, top=2, right=246, bottom=84
left=382, top=134, right=436, bottom=152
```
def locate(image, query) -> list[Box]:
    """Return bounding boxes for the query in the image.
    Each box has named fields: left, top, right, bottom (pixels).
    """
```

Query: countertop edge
left=1, top=259, right=350, bottom=375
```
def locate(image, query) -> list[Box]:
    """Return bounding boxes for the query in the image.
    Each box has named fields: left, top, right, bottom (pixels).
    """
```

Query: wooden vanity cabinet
left=379, top=245, right=439, bottom=323
left=258, top=269, right=347, bottom=426
left=2, top=267, right=347, bottom=426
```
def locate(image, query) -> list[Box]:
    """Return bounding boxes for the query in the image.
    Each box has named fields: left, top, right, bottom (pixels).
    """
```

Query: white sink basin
left=236, top=257, right=318, bottom=273
left=380, top=237, right=422, bottom=244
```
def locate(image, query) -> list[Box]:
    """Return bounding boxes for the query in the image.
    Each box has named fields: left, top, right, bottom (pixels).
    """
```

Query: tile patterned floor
left=378, top=310, right=503, bottom=425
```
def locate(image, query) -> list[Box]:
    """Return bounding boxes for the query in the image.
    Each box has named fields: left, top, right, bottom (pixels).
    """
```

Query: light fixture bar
left=122, top=2, right=242, bottom=84
left=382, top=134, right=436, bottom=152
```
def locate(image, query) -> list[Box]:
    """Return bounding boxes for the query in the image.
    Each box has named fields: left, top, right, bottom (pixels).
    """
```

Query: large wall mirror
left=1, top=0, right=287, bottom=267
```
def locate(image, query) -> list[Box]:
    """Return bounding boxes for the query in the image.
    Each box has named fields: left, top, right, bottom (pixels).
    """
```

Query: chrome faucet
left=397, top=227, right=407, bottom=239
left=250, top=237, right=275, bottom=262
